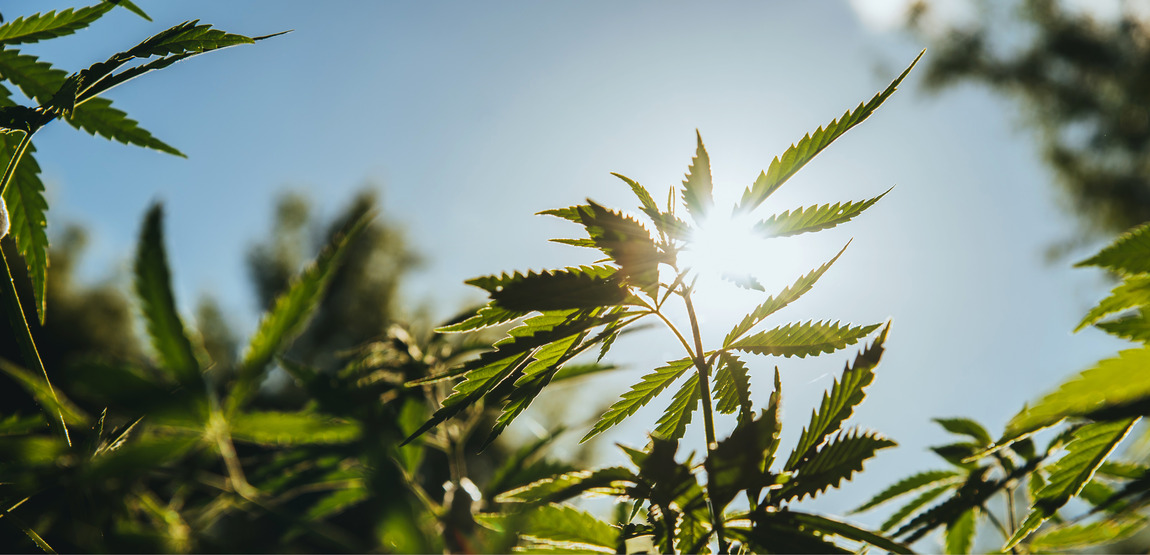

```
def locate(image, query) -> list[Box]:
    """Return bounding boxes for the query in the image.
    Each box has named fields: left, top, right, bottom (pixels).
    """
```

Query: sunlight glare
left=680, top=211, right=767, bottom=291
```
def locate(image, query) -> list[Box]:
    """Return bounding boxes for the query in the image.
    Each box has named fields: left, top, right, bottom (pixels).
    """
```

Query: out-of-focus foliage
left=908, top=0, right=1150, bottom=239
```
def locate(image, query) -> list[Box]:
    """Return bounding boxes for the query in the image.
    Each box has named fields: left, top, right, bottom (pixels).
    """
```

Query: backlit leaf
left=681, top=130, right=712, bottom=223
left=730, top=319, right=880, bottom=359
left=1028, top=515, right=1147, bottom=552
left=944, top=507, right=976, bottom=555
left=519, top=503, right=618, bottom=552
left=1075, top=220, right=1150, bottom=275
left=578, top=201, right=663, bottom=297
left=878, top=482, right=959, bottom=533
left=785, top=323, right=888, bottom=470
left=782, top=511, right=913, bottom=554
left=722, top=244, right=849, bottom=348
left=134, top=204, right=201, bottom=389
left=736, top=51, right=922, bottom=213
left=755, top=189, right=889, bottom=238
left=582, top=358, right=693, bottom=442
left=653, top=372, right=701, bottom=441
left=713, top=353, right=752, bottom=420
left=1096, top=310, right=1150, bottom=342
left=497, top=466, right=638, bottom=504
left=1003, top=346, right=1150, bottom=441
left=1076, top=275, right=1150, bottom=331
left=1004, top=418, right=1137, bottom=550
left=0, top=357, right=86, bottom=426
left=933, top=417, right=993, bottom=447
left=473, top=267, right=628, bottom=312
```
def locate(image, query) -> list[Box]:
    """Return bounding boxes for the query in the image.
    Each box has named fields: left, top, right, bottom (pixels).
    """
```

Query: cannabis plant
left=856, top=220, right=1150, bottom=552
left=403, top=53, right=925, bottom=553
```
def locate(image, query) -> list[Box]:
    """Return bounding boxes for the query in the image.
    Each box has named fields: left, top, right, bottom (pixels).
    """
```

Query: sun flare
left=680, top=212, right=766, bottom=284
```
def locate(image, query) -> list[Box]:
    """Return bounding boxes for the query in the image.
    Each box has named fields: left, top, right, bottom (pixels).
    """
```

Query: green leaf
left=1075, top=220, right=1150, bottom=275
left=852, top=469, right=963, bottom=514
left=436, top=303, right=527, bottom=333
left=303, top=487, right=368, bottom=522
left=518, top=503, right=618, bottom=553
left=681, top=130, right=712, bottom=223
left=110, top=0, right=151, bottom=21
left=582, top=358, right=693, bottom=442
left=934, top=417, right=993, bottom=447
left=0, top=357, right=87, bottom=426
left=1003, top=346, right=1150, bottom=441
left=755, top=189, right=890, bottom=238
left=0, top=49, right=180, bottom=155
left=895, top=467, right=1000, bottom=543
left=879, top=482, right=960, bottom=533
left=578, top=201, right=663, bottom=297
left=126, top=20, right=254, bottom=58
left=782, top=511, right=914, bottom=554
left=777, top=429, right=896, bottom=501
left=722, top=243, right=850, bottom=348
left=496, top=466, right=638, bottom=504
left=134, top=204, right=201, bottom=389
left=1076, top=275, right=1150, bottom=331
left=0, top=134, right=47, bottom=322
left=0, top=4, right=115, bottom=45
left=483, top=336, right=583, bottom=449
left=740, top=511, right=851, bottom=554
left=730, top=319, right=880, bottom=359
left=233, top=210, right=369, bottom=409
left=706, top=409, right=776, bottom=509
left=653, top=372, right=702, bottom=441
left=736, top=51, right=922, bottom=213
left=485, top=431, right=573, bottom=500
left=471, top=266, right=628, bottom=312
left=1028, top=516, right=1147, bottom=552
left=227, top=411, right=360, bottom=446
left=713, top=353, right=752, bottom=420
left=944, top=507, right=976, bottom=554
left=784, top=323, right=888, bottom=471
left=1004, top=418, right=1137, bottom=550
left=613, top=172, right=669, bottom=233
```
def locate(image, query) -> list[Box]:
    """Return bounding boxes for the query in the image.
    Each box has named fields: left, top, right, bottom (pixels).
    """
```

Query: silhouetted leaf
left=583, top=358, right=693, bottom=442
left=853, top=469, right=962, bottom=514
left=782, top=511, right=913, bottom=554
left=722, top=243, right=849, bottom=348
left=1075, top=220, right=1150, bottom=275
left=879, top=482, right=959, bottom=533
left=653, top=372, right=701, bottom=441
left=578, top=201, right=663, bottom=297
left=436, top=303, right=527, bottom=333
left=1003, top=346, right=1150, bottom=441
left=736, top=51, right=922, bottom=213
left=895, top=467, right=1000, bottom=543
left=739, top=511, right=851, bottom=554
left=713, top=353, right=752, bottom=420
left=134, top=204, right=201, bottom=389
left=778, top=429, right=895, bottom=501
left=755, top=189, right=890, bottom=238
left=681, top=130, right=712, bottom=223
left=1004, top=418, right=1137, bottom=550
left=471, top=267, right=628, bottom=312
left=785, top=324, right=888, bottom=470
left=730, top=319, right=880, bottom=359
left=228, top=411, right=360, bottom=446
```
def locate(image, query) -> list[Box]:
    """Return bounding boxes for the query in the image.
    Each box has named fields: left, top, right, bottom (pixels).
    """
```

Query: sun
left=679, top=211, right=769, bottom=291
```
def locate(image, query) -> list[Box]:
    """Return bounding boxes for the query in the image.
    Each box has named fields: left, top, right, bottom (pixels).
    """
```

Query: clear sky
left=4, top=0, right=1134, bottom=542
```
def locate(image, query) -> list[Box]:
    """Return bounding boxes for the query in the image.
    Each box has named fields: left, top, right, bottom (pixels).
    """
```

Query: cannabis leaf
left=755, top=189, right=890, bottom=238
left=681, top=130, right=713, bottom=224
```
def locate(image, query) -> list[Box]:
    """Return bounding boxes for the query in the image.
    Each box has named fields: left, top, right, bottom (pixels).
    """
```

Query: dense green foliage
left=5, top=3, right=1150, bottom=553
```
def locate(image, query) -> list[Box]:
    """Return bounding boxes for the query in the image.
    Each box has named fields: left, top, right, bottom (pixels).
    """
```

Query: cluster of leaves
left=399, top=51, right=925, bottom=552
left=857, top=221, right=1150, bottom=552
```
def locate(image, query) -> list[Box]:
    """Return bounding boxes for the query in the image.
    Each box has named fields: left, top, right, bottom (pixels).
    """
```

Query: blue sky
left=5, top=0, right=1134, bottom=541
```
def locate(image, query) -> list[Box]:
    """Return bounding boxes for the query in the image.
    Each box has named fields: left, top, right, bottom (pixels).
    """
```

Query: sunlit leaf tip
left=681, top=130, right=713, bottom=223
left=736, top=50, right=922, bottom=214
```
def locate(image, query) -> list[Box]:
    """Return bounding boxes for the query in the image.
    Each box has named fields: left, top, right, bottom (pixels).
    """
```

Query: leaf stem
left=0, top=130, right=32, bottom=199
left=1, top=242, right=69, bottom=445
left=680, top=289, right=729, bottom=553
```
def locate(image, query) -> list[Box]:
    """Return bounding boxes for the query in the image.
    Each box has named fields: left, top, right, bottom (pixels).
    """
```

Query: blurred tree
left=245, top=189, right=421, bottom=375
left=908, top=0, right=1150, bottom=241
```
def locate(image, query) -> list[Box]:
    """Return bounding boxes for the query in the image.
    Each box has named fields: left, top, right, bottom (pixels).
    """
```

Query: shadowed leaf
left=653, top=372, right=701, bottom=441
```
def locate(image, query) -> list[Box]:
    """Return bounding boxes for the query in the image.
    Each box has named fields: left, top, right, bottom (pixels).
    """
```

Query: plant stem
left=681, top=290, right=729, bottom=554
left=1, top=242, right=69, bottom=445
